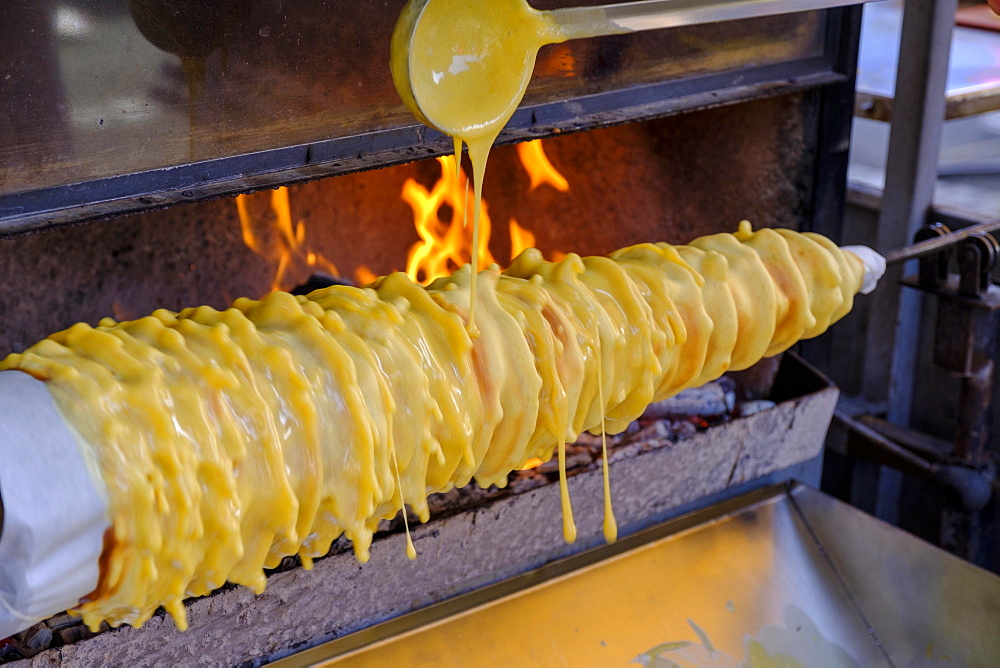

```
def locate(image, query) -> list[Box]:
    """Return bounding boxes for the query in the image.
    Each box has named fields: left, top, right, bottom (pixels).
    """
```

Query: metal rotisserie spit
left=4, top=1, right=969, bottom=665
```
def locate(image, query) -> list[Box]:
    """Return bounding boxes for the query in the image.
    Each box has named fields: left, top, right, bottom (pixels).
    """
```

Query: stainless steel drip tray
left=277, top=483, right=1000, bottom=667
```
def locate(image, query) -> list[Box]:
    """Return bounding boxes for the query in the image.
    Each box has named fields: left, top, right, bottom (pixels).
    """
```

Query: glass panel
left=0, top=1, right=825, bottom=198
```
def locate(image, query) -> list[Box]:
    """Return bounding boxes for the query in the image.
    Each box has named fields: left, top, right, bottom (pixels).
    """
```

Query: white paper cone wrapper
left=842, top=245, right=886, bottom=295
left=0, top=371, right=108, bottom=639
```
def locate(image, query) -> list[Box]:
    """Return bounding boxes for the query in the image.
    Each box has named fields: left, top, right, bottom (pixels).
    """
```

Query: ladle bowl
left=391, top=0, right=874, bottom=138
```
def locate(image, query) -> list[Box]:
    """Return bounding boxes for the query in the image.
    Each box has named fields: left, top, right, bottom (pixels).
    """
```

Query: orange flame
left=395, top=140, right=570, bottom=285
left=508, top=219, right=536, bottom=260
left=355, top=266, right=379, bottom=286
left=235, top=187, right=341, bottom=293
left=242, top=139, right=571, bottom=291
left=403, top=155, right=498, bottom=285
left=517, top=140, right=569, bottom=192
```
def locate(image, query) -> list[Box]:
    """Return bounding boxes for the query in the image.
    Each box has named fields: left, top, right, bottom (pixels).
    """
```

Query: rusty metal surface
left=833, top=411, right=993, bottom=513
left=898, top=274, right=1000, bottom=380
left=857, top=415, right=953, bottom=462
left=904, top=244, right=1000, bottom=465
left=956, top=361, right=994, bottom=465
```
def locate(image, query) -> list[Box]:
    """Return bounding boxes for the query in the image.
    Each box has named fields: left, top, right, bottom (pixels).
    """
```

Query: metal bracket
left=902, top=226, right=1000, bottom=465
left=915, top=222, right=952, bottom=288
left=832, top=412, right=993, bottom=511
left=903, top=226, right=1000, bottom=377
left=958, top=233, right=999, bottom=298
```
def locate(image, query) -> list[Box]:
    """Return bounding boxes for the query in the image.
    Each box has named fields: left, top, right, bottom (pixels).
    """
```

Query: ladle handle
left=549, top=0, right=872, bottom=41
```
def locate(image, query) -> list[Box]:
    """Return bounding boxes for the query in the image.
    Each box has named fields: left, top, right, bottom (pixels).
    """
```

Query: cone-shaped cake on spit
left=0, top=221, right=877, bottom=631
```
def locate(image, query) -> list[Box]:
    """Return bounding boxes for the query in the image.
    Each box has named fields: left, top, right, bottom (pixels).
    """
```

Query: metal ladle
left=392, top=0, right=874, bottom=137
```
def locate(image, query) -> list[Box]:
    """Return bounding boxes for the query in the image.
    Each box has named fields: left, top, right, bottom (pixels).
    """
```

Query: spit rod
left=885, top=219, right=1000, bottom=266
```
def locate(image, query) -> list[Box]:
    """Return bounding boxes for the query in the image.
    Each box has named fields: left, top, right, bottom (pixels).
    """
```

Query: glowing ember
left=110, top=301, right=132, bottom=322
left=519, top=457, right=544, bottom=471
left=235, top=187, right=341, bottom=293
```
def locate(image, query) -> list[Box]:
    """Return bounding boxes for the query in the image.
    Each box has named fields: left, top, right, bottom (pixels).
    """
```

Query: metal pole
left=861, top=0, right=956, bottom=420
left=859, top=0, right=957, bottom=522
